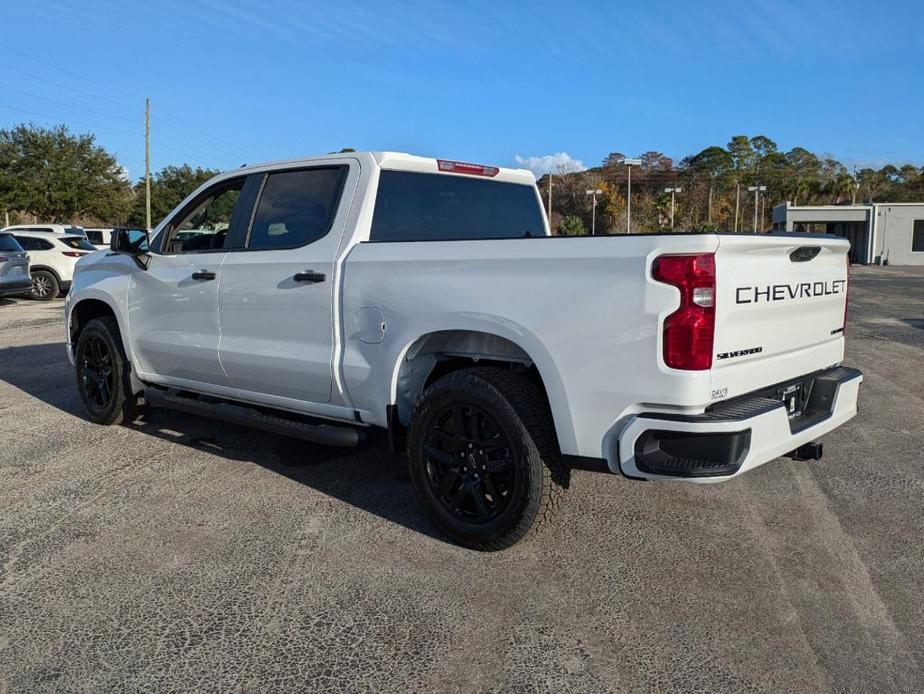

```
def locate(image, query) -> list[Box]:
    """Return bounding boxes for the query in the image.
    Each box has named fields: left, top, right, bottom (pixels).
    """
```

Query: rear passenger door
left=217, top=162, right=357, bottom=405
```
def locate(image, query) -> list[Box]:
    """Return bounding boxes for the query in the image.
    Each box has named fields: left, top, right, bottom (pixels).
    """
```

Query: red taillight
left=436, top=159, right=499, bottom=177
left=62, top=251, right=88, bottom=258
left=653, top=253, right=716, bottom=370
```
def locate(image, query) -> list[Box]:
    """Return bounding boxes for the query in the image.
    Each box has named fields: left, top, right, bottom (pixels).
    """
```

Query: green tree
left=557, top=215, right=585, bottom=236
left=0, top=123, right=131, bottom=223
left=128, top=164, right=220, bottom=227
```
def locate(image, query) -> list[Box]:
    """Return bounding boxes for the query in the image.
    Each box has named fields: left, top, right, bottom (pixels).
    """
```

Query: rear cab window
left=370, top=170, right=546, bottom=242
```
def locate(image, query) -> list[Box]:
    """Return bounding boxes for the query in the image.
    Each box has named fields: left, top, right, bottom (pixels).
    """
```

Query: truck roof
left=233, top=151, right=536, bottom=185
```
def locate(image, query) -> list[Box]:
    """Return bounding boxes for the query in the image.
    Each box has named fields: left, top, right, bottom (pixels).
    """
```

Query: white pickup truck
left=65, top=152, right=862, bottom=550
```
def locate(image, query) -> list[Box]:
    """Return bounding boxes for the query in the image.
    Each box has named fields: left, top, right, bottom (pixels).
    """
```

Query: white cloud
left=514, top=152, right=586, bottom=176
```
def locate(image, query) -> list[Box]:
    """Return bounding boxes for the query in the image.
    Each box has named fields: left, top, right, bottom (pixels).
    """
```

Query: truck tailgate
left=711, top=234, right=850, bottom=398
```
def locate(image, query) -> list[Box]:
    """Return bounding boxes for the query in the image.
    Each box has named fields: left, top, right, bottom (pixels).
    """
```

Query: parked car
left=10, top=231, right=97, bottom=300
left=84, top=228, right=114, bottom=249
left=64, top=151, right=862, bottom=550
left=0, top=233, right=32, bottom=298
left=2, top=224, right=88, bottom=238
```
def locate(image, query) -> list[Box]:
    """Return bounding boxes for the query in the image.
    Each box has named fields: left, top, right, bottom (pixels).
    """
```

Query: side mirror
left=111, top=228, right=150, bottom=254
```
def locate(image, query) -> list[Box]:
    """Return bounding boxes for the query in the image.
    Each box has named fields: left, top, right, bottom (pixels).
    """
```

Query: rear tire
left=408, top=367, right=568, bottom=551
left=30, top=270, right=59, bottom=301
left=75, top=316, right=140, bottom=425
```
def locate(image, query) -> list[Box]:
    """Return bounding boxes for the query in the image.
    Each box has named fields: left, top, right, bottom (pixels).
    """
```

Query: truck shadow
left=0, top=341, right=444, bottom=544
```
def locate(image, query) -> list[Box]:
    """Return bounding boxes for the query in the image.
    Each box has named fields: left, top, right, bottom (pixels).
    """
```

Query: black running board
left=144, top=388, right=365, bottom=447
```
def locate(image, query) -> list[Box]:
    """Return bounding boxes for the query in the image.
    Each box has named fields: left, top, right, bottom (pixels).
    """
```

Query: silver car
left=0, top=233, right=33, bottom=298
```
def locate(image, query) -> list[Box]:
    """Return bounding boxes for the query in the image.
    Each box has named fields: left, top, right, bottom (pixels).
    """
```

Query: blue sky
left=1, top=0, right=922, bottom=180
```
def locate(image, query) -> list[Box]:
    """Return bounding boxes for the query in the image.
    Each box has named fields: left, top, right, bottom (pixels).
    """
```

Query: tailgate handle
left=790, top=246, right=821, bottom=262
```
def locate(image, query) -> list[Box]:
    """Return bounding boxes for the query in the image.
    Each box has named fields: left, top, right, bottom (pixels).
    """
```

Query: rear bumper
left=0, top=279, right=34, bottom=297
left=615, top=366, right=863, bottom=482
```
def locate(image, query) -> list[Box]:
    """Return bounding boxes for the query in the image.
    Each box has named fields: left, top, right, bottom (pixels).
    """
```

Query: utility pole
left=734, top=180, right=741, bottom=232
left=547, top=173, right=553, bottom=226
left=585, top=188, right=602, bottom=235
left=748, top=185, right=766, bottom=232
left=623, top=158, right=641, bottom=234
left=145, top=97, right=151, bottom=231
left=665, top=187, right=681, bottom=231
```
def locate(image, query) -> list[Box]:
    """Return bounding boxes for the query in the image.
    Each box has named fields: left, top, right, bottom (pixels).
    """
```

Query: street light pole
left=585, top=188, right=603, bottom=235
left=748, top=185, right=766, bottom=232
left=734, top=179, right=741, bottom=233
left=664, top=187, right=681, bottom=231
left=623, top=158, right=641, bottom=234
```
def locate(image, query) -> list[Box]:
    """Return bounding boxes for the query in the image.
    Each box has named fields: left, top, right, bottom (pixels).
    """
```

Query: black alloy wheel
left=74, top=316, right=140, bottom=425
left=423, top=403, right=516, bottom=525
left=80, top=335, right=115, bottom=410
left=407, top=367, right=568, bottom=551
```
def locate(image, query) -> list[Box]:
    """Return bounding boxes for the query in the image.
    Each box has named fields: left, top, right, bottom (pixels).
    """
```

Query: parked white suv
left=64, top=151, right=863, bottom=550
left=9, top=231, right=97, bottom=300
left=2, top=224, right=87, bottom=238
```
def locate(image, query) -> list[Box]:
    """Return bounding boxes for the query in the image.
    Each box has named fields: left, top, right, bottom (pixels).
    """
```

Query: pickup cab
left=65, top=152, right=862, bottom=550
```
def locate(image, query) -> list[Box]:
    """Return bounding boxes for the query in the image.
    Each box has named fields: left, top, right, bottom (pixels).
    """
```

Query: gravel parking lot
left=1, top=266, right=922, bottom=693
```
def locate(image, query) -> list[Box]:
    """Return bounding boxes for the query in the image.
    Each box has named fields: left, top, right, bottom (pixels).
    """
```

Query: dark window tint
left=913, top=220, right=924, bottom=252
left=0, top=234, right=23, bottom=252
left=247, top=167, right=346, bottom=250
left=370, top=171, right=545, bottom=242
left=59, top=236, right=97, bottom=251
left=14, top=236, right=54, bottom=251
left=85, top=230, right=103, bottom=244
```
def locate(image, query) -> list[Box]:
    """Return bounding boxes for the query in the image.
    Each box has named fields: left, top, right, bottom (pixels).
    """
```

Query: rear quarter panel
left=340, top=235, right=719, bottom=457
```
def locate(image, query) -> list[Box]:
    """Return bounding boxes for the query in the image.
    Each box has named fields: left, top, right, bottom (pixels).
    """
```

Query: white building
left=771, top=202, right=924, bottom=266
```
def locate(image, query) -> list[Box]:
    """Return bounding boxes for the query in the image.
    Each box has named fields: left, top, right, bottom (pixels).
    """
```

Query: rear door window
left=246, top=167, right=347, bottom=250
left=14, top=236, right=54, bottom=251
left=370, top=170, right=546, bottom=242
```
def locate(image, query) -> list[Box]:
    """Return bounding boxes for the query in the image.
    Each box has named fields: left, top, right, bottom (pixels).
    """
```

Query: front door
left=128, top=176, right=247, bottom=389
left=218, top=164, right=356, bottom=405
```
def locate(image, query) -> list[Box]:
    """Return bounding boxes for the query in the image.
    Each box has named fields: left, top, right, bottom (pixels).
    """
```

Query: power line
left=2, top=49, right=261, bottom=163
left=0, top=103, right=141, bottom=136
left=0, top=63, right=132, bottom=110
left=1, top=47, right=141, bottom=100
left=0, top=84, right=141, bottom=124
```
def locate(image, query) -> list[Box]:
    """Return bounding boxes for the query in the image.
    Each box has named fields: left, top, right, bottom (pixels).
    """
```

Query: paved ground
left=0, top=266, right=922, bottom=693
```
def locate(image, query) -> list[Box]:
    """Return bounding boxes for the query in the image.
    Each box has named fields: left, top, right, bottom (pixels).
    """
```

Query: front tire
left=75, top=316, right=140, bottom=425
left=30, top=270, right=59, bottom=301
left=408, top=367, right=568, bottom=551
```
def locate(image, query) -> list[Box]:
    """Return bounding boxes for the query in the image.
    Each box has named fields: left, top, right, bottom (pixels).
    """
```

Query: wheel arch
left=389, top=327, right=576, bottom=454
left=29, top=265, right=63, bottom=283
left=69, top=296, right=143, bottom=395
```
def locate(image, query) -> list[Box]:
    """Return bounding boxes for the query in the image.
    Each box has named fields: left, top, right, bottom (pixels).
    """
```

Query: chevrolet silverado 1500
left=65, top=152, right=862, bottom=550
